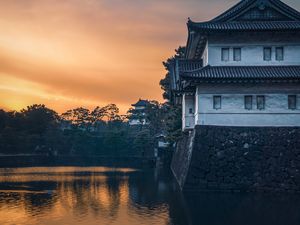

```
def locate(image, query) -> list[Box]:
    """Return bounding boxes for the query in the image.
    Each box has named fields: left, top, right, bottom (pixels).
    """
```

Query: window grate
left=276, top=47, right=284, bottom=61
left=257, top=96, right=265, bottom=110
left=263, top=47, right=272, bottom=61
left=244, top=96, right=253, bottom=110
left=221, top=48, right=229, bottom=62
left=213, top=96, right=222, bottom=110
left=233, top=48, right=241, bottom=61
left=288, top=95, right=297, bottom=110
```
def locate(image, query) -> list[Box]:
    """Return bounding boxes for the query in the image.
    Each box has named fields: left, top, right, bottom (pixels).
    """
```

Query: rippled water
left=0, top=167, right=300, bottom=225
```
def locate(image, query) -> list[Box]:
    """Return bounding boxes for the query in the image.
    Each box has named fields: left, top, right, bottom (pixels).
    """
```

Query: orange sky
left=0, top=0, right=299, bottom=114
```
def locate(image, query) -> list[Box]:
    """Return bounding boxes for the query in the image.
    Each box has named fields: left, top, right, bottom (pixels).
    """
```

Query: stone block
left=207, top=182, right=219, bottom=189
left=172, top=126, right=300, bottom=193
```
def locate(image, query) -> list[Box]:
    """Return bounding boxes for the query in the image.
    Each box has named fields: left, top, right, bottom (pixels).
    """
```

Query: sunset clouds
left=0, top=0, right=299, bottom=113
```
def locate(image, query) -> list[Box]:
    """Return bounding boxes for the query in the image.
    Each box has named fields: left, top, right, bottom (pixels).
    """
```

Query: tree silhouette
left=21, top=104, right=59, bottom=135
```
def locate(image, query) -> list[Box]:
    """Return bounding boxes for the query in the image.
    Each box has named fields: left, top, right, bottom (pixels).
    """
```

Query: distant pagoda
left=128, top=99, right=150, bottom=126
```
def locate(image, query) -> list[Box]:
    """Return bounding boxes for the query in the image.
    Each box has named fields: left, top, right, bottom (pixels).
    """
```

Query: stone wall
left=171, top=126, right=300, bottom=193
left=171, top=131, right=194, bottom=189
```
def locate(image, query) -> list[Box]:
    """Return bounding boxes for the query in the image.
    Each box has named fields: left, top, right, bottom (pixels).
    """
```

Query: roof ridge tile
left=181, top=65, right=300, bottom=80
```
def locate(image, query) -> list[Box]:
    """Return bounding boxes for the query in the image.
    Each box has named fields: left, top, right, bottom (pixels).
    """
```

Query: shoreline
left=0, top=155, right=156, bottom=168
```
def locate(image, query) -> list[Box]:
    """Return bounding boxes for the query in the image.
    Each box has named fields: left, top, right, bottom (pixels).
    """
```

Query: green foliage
left=163, top=104, right=182, bottom=143
left=158, top=46, right=186, bottom=144
left=160, top=46, right=186, bottom=101
left=61, top=104, right=123, bottom=128
left=0, top=109, right=6, bottom=131
left=144, top=101, right=166, bottom=135
left=128, top=100, right=182, bottom=147
left=145, top=101, right=182, bottom=145
left=0, top=104, right=156, bottom=157
left=21, top=104, right=59, bottom=134
left=132, top=129, right=154, bottom=157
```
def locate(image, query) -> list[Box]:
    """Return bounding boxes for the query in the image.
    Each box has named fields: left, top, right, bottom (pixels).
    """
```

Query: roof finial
left=187, top=17, right=193, bottom=25
left=257, top=0, right=267, bottom=10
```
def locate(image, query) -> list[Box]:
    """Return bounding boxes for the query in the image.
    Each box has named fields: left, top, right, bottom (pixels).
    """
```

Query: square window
left=189, top=108, right=193, bottom=114
left=288, top=95, right=297, bottom=110
left=221, top=48, right=229, bottom=61
left=263, top=47, right=272, bottom=61
left=213, top=96, right=222, bottom=110
left=276, top=47, right=284, bottom=61
left=257, top=95, right=265, bottom=110
left=233, top=48, right=241, bottom=61
left=244, top=96, right=253, bottom=110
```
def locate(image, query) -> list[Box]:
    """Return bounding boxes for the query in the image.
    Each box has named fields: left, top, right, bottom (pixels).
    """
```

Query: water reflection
left=0, top=167, right=172, bottom=225
left=0, top=167, right=299, bottom=225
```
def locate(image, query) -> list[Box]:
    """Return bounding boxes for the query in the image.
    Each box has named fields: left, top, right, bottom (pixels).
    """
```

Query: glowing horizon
left=0, top=0, right=299, bottom=114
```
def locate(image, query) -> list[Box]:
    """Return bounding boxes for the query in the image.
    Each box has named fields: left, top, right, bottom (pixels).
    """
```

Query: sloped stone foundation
left=171, top=126, right=300, bottom=193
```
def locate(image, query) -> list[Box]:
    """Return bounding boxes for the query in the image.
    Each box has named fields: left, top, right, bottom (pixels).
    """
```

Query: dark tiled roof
left=188, top=0, right=300, bottom=32
left=211, top=0, right=254, bottom=22
left=132, top=99, right=150, bottom=107
left=211, top=0, right=300, bottom=22
left=181, top=66, right=300, bottom=80
left=188, top=21, right=300, bottom=31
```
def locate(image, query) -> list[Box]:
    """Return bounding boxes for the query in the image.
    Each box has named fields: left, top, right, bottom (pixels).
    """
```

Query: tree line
left=0, top=100, right=179, bottom=156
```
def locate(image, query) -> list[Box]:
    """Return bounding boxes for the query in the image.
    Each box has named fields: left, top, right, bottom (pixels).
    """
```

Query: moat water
left=0, top=167, right=299, bottom=225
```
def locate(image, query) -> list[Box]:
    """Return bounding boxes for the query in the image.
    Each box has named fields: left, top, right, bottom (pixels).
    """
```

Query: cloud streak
left=0, top=0, right=299, bottom=113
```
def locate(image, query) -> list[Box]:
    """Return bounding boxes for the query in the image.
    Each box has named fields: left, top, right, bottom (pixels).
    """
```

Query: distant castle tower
left=128, top=99, right=150, bottom=126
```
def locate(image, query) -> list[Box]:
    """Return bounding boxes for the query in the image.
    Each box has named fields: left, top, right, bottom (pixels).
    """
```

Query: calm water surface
left=0, top=167, right=300, bottom=225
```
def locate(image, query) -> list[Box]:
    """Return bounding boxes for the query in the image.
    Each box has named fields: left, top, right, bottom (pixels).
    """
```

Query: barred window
left=221, top=48, right=229, bottom=61
left=257, top=96, right=265, bottom=110
left=233, top=48, right=241, bottom=61
left=288, top=95, right=297, bottom=110
left=263, top=47, right=272, bottom=61
left=213, top=96, right=222, bottom=110
left=244, top=96, right=253, bottom=110
left=276, top=47, right=284, bottom=61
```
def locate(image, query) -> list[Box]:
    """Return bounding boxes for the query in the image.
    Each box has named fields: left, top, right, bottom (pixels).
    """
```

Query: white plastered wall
left=195, top=83, right=300, bottom=127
